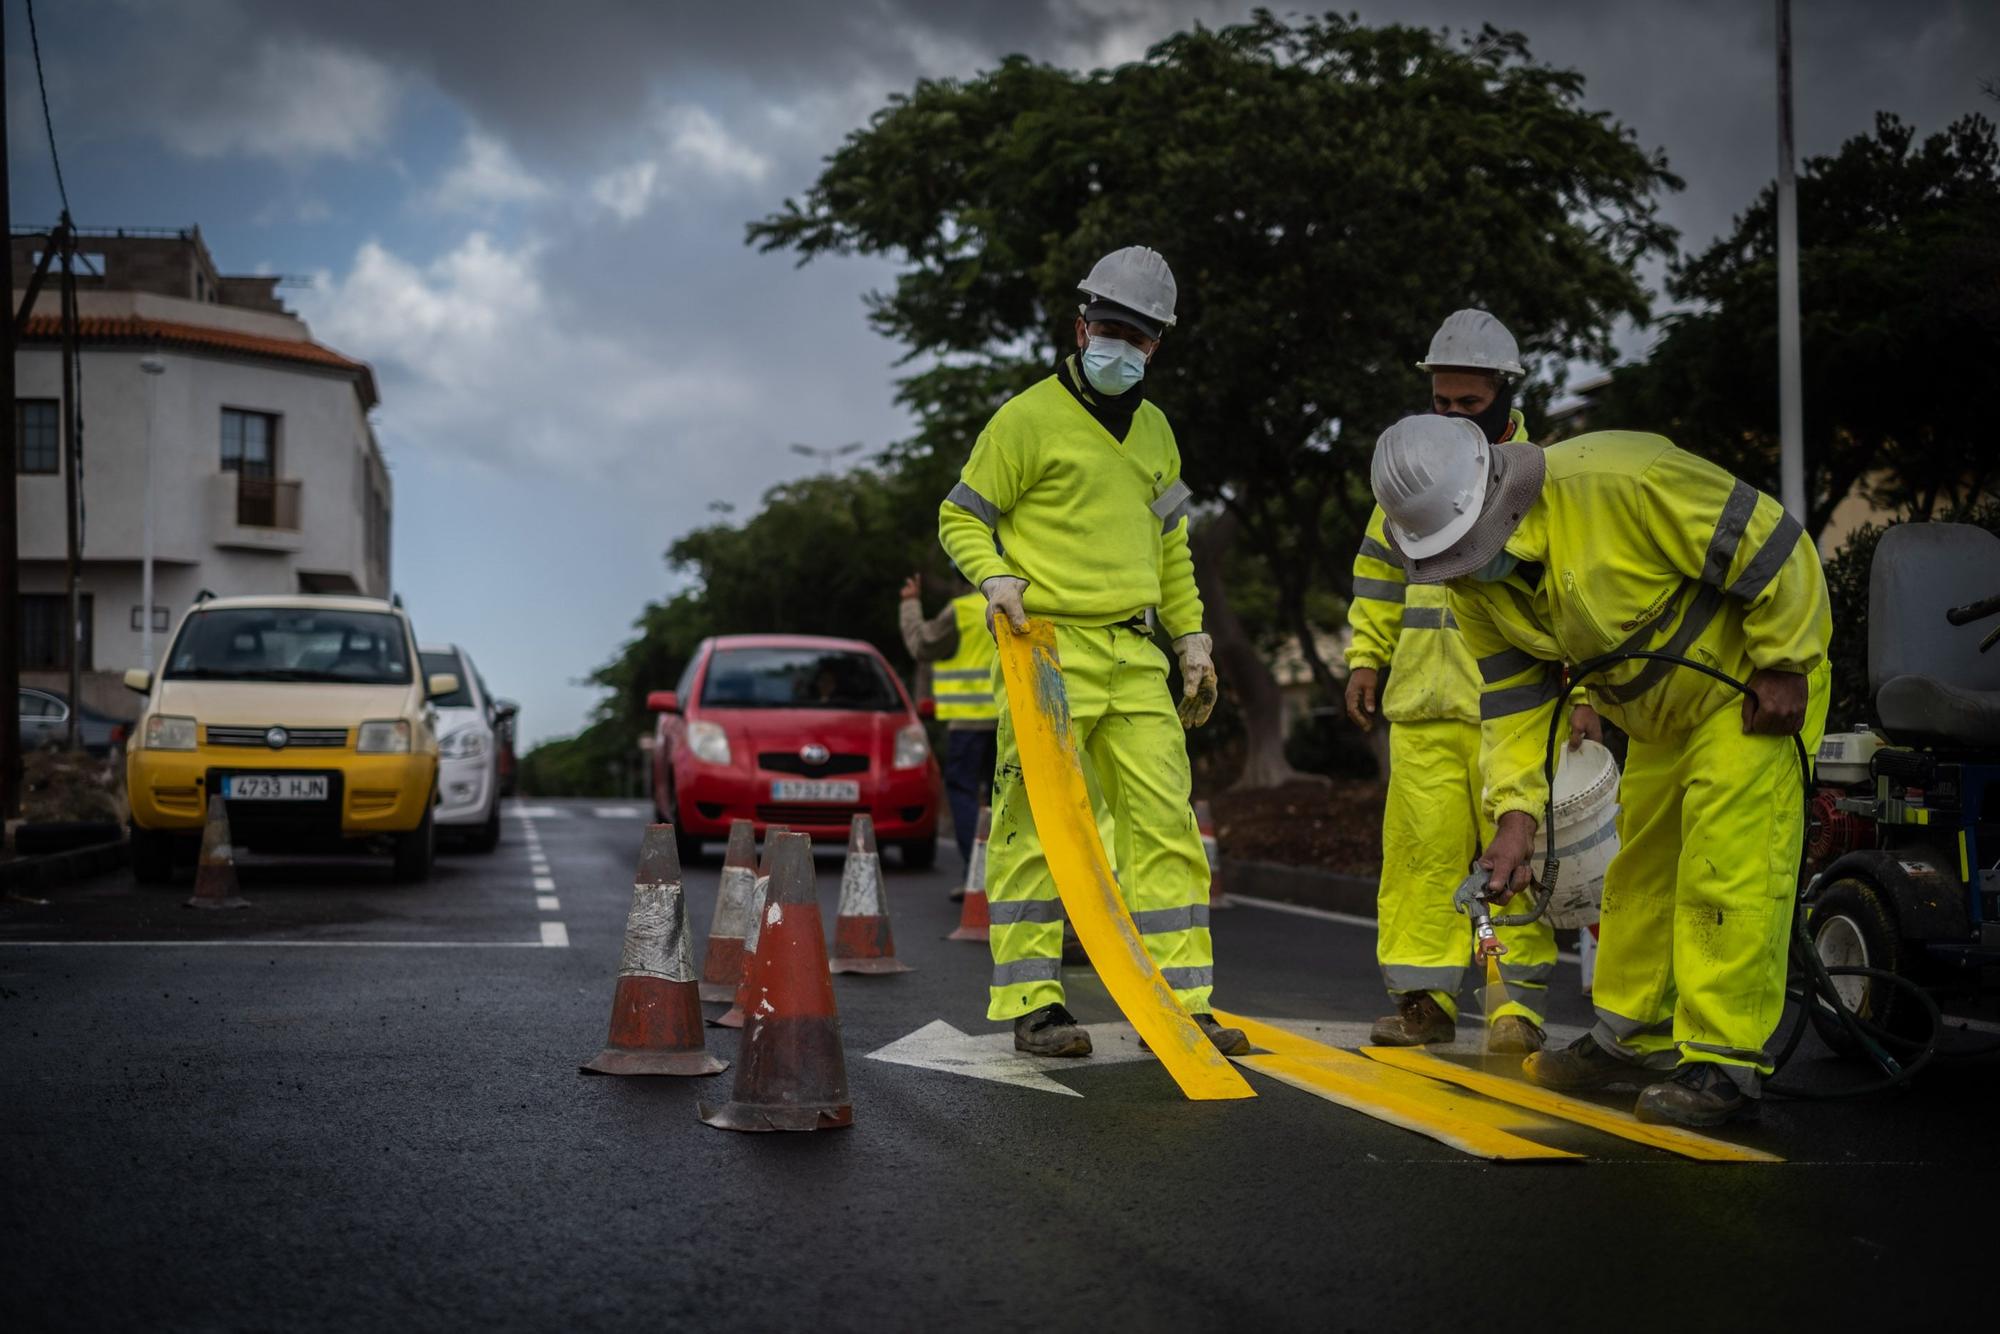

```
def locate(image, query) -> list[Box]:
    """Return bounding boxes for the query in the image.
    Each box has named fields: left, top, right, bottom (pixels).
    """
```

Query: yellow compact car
left=125, top=594, right=458, bottom=883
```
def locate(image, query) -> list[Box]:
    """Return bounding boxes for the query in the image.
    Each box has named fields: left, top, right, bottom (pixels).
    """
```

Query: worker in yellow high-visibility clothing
left=1345, top=311, right=1588, bottom=1054
left=899, top=569, right=999, bottom=874
left=1370, top=413, right=1831, bottom=1128
left=938, top=245, right=1245, bottom=1060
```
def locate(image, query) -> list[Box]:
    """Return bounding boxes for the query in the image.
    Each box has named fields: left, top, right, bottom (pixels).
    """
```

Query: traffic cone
left=185, top=795, right=248, bottom=910
left=699, top=832, right=854, bottom=1132
left=698, top=820, right=759, bottom=1002
left=1196, top=799, right=1232, bottom=909
left=579, top=824, right=728, bottom=1077
left=709, top=825, right=786, bottom=1030
left=948, top=805, right=990, bottom=941
left=829, top=814, right=912, bottom=975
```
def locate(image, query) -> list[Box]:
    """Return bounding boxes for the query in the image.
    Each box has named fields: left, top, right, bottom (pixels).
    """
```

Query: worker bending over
left=939, top=245, right=1244, bottom=1059
left=1370, top=414, right=1830, bottom=1128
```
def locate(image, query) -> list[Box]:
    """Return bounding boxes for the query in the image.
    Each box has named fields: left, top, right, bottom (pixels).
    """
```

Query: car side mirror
left=493, top=698, right=520, bottom=721
left=123, top=668, right=153, bottom=694
left=427, top=672, right=462, bottom=700
left=646, top=690, right=680, bottom=714
left=917, top=697, right=937, bottom=720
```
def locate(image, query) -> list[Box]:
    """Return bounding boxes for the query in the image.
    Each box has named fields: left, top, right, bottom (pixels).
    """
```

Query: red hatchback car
left=648, top=634, right=942, bottom=867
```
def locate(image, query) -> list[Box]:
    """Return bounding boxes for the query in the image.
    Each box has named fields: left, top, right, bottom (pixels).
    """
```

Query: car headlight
left=439, top=728, right=487, bottom=759
left=357, top=720, right=413, bottom=753
left=144, top=715, right=197, bottom=751
left=687, top=720, right=732, bottom=766
left=893, top=722, right=930, bottom=771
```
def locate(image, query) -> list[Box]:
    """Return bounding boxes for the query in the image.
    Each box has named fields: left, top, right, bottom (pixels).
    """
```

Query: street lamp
left=139, top=353, right=165, bottom=671
left=789, top=441, right=863, bottom=472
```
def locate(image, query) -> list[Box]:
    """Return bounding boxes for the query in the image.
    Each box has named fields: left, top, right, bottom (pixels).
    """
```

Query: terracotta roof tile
left=21, top=314, right=378, bottom=407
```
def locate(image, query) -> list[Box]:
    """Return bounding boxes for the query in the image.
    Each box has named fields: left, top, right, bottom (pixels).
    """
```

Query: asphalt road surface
left=4, top=798, right=1996, bottom=1332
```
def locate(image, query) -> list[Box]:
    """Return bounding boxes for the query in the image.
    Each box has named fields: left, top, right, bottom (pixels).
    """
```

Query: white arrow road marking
left=866, top=1019, right=1155, bottom=1097
left=1262, top=1017, right=1588, bottom=1058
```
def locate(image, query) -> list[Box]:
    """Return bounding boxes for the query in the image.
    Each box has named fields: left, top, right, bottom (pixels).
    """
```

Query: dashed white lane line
left=539, top=921, right=570, bottom=947
left=592, top=805, right=647, bottom=819
left=1229, top=892, right=1585, bottom=966
left=532, top=876, right=555, bottom=892
left=507, top=805, right=569, bottom=820
left=536, top=895, right=561, bottom=912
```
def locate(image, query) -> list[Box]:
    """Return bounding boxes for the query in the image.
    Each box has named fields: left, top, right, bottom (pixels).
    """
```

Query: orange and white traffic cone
left=710, top=825, right=786, bottom=1030
left=948, top=805, right=990, bottom=941
left=698, top=820, right=759, bottom=1002
left=699, top=832, right=854, bottom=1132
left=580, top=824, right=727, bottom=1077
left=829, top=814, right=912, bottom=975
left=185, top=795, right=248, bottom=910
left=1195, top=799, right=1232, bottom=909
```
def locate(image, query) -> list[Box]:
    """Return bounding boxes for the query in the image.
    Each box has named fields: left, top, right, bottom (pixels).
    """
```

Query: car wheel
left=466, top=798, right=502, bottom=854
left=130, top=825, right=175, bottom=885
left=898, top=838, right=937, bottom=871
left=675, top=821, right=706, bottom=867
left=393, top=801, right=436, bottom=883
left=1806, top=875, right=1921, bottom=1055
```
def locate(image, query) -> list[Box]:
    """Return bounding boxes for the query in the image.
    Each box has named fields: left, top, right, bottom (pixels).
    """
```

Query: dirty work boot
left=1014, top=1002, right=1092, bottom=1057
left=1634, top=1062, right=1759, bottom=1128
left=1487, top=1015, right=1546, bottom=1054
left=1369, top=993, right=1455, bottom=1046
left=1194, top=1013, right=1250, bottom=1056
left=1523, top=1033, right=1649, bottom=1092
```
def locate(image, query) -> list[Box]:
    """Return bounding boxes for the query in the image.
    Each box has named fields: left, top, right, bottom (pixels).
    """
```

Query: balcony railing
left=210, top=473, right=304, bottom=554
left=234, top=476, right=301, bottom=530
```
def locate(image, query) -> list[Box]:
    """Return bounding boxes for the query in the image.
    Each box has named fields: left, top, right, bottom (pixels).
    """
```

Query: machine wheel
left=130, top=825, right=175, bottom=885
left=1806, top=875, right=1919, bottom=1054
left=898, top=838, right=938, bottom=871
left=465, top=799, right=502, bottom=854
left=393, top=803, right=436, bottom=883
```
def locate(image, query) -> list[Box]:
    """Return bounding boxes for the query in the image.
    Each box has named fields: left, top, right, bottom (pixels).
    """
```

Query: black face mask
left=1443, top=381, right=1515, bottom=444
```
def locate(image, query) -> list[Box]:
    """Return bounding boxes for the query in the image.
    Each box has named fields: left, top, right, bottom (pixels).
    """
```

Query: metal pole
left=59, top=218, right=81, bottom=749
left=140, top=354, right=164, bottom=670
left=1775, top=0, right=1806, bottom=523
left=0, top=8, right=19, bottom=817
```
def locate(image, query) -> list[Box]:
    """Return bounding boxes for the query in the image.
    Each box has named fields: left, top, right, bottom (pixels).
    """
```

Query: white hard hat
left=1370, top=414, right=1546, bottom=582
left=1415, top=309, right=1525, bottom=379
left=1078, top=246, right=1177, bottom=336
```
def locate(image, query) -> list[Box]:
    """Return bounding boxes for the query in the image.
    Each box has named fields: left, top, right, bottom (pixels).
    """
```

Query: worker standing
left=1344, top=311, right=1586, bottom=1054
left=1369, top=414, right=1831, bottom=1127
left=898, top=568, right=999, bottom=872
left=938, top=246, right=1245, bottom=1059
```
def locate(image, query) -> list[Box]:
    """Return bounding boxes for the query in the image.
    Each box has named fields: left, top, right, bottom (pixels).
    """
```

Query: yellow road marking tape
left=996, top=620, right=1253, bottom=1102
left=1360, top=1045, right=1784, bottom=1164
left=1214, top=1011, right=1579, bottom=1161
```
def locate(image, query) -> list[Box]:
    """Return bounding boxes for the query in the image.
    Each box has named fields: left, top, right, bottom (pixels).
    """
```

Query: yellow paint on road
left=995, top=620, right=1253, bottom=1102
left=1360, top=1045, right=1784, bottom=1163
left=1214, top=1011, right=1579, bottom=1162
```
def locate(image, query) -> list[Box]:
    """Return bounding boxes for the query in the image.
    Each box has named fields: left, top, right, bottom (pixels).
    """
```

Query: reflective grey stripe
left=947, top=482, right=1001, bottom=527
left=1497, top=961, right=1555, bottom=986
left=1726, top=513, right=1804, bottom=603
left=991, top=957, right=1063, bottom=987
left=987, top=898, right=1066, bottom=926
left=1352, top=577, right=1406, bottom=604
left=1400, top=606, right=1458, bottom=631
left=1684, top=1039, right=1770, bottom=1066
left=1382, top=964, right=1465, bottom=993
left=1356, top=535, right=1397, bottom=565
left=1701, top=480, right=1761, bottom=586
left=1681, top=1049, right=1766, bottom=1094
left=1160, top=965, right=1214, bottom=991
left=1589, top=1009, right=1681, bottom=1069
left=1599, top=583, right=1723, bottom=704
left=1150, top=479, right=1192, bottom=519
left=1478, top=645, right=1541, bottom=685
left=1552, top=817, right=1619, bottom=861
left=934, top=669, right=989, bottom=681
left=1130, top=904, right=1210, bottom=935
left=937, top=693, right=994, bottom=706
left=1480, top=669, right=1561, bottom=720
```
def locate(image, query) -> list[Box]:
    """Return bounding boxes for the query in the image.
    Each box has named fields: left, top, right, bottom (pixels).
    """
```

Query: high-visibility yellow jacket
left=938, top=374, right=1204, bottom=640
left=933, top=593, right=999, bottom=723
left=1345, top=411, right=1529, bottom=726
left=1449, top=431, right=1832, bottom=823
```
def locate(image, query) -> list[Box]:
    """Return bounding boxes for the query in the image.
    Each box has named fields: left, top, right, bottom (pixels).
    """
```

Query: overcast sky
left=10, top=0, right=1996, bottom=745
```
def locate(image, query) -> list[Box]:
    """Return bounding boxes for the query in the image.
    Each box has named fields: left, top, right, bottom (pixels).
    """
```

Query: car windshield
left=421, top=651, right=475, bottom=707
left=165, top=609, right=413, bottom=685
left=700, top=648, right=901, bottom=712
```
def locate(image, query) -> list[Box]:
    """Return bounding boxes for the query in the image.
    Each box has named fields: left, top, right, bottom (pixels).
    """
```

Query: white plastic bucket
left=1529, top=738, right=1621, bottom=929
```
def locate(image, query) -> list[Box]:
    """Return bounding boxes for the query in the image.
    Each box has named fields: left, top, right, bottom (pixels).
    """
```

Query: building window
left=220, top=408, right=278, bottom=479
left=20, top=593, right=93, bottom=671
left=16, top=400, right=59, bottom=474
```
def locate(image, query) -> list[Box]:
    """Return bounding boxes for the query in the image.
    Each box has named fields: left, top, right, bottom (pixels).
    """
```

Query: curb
left=1, top=838, right=129, bottom=894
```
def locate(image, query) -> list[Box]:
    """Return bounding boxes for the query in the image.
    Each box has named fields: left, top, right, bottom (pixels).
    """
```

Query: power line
left=24, top=0, right=70, bottom=217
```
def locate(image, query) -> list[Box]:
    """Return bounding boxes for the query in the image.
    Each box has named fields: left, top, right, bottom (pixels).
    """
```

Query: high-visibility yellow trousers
left=1377, top=718, right=1556, bottom=1026
left=986, top=622, right=1212, bottom=1021
left=1590, top=663, right=1829, bottom=1091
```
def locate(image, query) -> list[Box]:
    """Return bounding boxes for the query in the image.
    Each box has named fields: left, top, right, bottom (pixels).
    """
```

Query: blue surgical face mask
left=1470, top=550, right=1519, bottom=583
left=1081, top=335, right=1148, bottom=395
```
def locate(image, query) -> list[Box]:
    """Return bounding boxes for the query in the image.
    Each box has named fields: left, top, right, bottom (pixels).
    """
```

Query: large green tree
left=749, top=10, right=1677, bottom=785
left=1592, top=113, right=2000, bottom=538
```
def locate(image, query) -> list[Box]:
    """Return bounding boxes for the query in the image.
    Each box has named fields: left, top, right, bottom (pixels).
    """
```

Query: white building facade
left=14, top=228, right=389, bottom=717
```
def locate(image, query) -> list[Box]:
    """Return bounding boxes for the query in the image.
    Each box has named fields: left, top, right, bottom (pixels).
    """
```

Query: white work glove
left=981, top=576, right=1030, bottom=635
left=1174, top=632, right=1218, bottom=729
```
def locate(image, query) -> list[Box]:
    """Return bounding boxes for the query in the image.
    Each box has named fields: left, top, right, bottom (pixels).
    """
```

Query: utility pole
left=59, top=215, right=81, bottom=749
left=0, top=6, right=18, bottom=817
left=139, top=354, right=165, bottom=671
left=1775, top=0, right=1806, bottom=523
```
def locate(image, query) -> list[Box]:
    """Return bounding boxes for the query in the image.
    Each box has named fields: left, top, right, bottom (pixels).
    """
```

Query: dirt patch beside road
left=1210, top=779, right=1384, bottom=877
